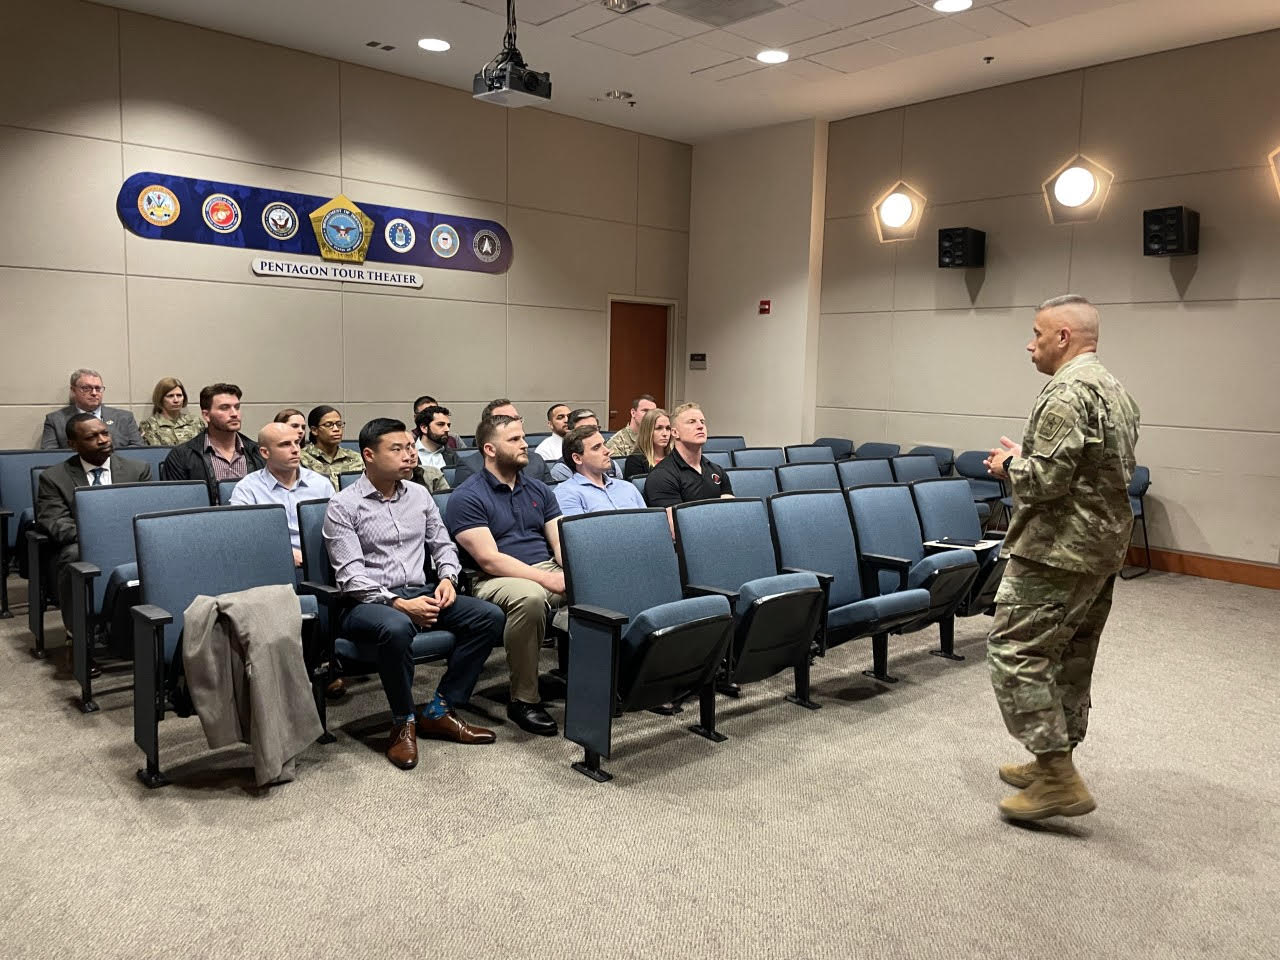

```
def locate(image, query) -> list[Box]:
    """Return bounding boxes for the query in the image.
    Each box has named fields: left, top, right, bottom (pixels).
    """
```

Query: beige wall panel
left=4, top=0, right=120, bottom=140
left=0, top=128, right=122, bottom=274
left=0, top=407, right=59, bottom=450
left=0, top=269, right=129, bottom=405
left=820, top=216, right=896, bottom=314
left=513, top=401, right=608, bottom=428
left=507, top=110, right=638, bottom=222
left=883, top=411, right=1030, bottom=456
left=637, top=136, right=692, bottom=231
left=119, top=14, right=340, bottom=174
left=1140, top=468, right=1279, bottom=564
left=341, top=294, right=507, bottom=403
left=339, top=65, right=507, bottom=202
left=1100, top=300, right=1280, bottom=433
left=506, top=208, right=636, bottom=310
left=824, top=109, right=904, bottom=220
left=901, top=71, right=1083, bottom=205
left=888, top=309, right=1046, bottom=417
left=1081, top=30, right=1280, bottom=182
left=635, top=228, right=689, bottom=305
left=505, top=307, right=607, bottom=402
left=121, top=144, right=340, bottom=289
left=340, top=177, right=507, bottom=304
left=815, top=312, right=893, bottom=410
left=1069, top=168, right=1280, bottom=305
left=893, top=195, right=1072, bottom=311
left=234, top=402, right=336, bottom=440
left=126, top=277, right=341, bottom=405
left=1136, top=425, right=1280, bottom=479
left=341, top=402, right=489, bottom=439
left=813, top=407, right=889, bottom=445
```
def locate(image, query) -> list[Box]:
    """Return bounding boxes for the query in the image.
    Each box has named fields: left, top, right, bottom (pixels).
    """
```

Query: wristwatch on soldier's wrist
left=1002, top=456, right=1014, bottom=474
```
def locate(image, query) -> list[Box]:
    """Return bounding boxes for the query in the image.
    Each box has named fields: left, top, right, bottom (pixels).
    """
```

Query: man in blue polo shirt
left=445, top=414, right=566, bottom=737
left=555, top=424, right=646, bottom=517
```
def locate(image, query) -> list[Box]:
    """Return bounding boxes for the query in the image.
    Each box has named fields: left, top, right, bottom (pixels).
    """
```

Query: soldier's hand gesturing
left=985, top=436, right=1021, bottom=477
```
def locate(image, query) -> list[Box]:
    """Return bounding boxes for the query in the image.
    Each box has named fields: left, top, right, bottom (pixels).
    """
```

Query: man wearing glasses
left=41, top=368, right=145, bottom=449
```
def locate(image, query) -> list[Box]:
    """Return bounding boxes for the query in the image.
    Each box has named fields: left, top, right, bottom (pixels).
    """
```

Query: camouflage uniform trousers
left=987, top=555, right=1116, bottom=755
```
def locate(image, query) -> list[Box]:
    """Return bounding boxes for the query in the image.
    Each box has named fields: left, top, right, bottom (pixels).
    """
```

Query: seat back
left=703, top=449, right=733, bottom=471
left=724, top=468, right=778, bottom=499
left=561, top=509, right=680, bottom=621
left=631, top=475, right=647, bottom=497
left=457, top=449, right=483, bottom=474
left=837, top=458, right=894, bottom=488
left=124, top=446, right=173, bottom=476
left=524, top=432, right=551, bottom=448
left=855, top=442, right=900, bottom=459
left=845, top=485, right=926, bottom=594
left=908, top=444, right=954, bottom=476
left=785, top=445, right=836, bottom=464
left=432, top=490, right=451, bottom=516
left=29, top=465, right=48, bottom=506
left=813, top=437, right=853, bottom=460
left=703, top=436, right=746, bottom=453
left=1, top=451, right=66, bottom=550
left=338, top=471, right=363, bottom=490
left=339, top=440, right=360, bottom=453
left=953, top=450, right=991, bottom=481
left=890, top=454, right=941, bottom=483
left=440, top=466, right=457, bottom=487
left=134, top=504, right=295, bottom=663
left=673, top=499, right=778, bottom=595
left=74, top=482, right=210, bottom=611
left=909, top=478, right=984, bottom=543
left=297, top=498, right=334, bottom=588
left=731, top=447, right=785, bottom=469
left=216, top=478, right=239, bottom=505
left=1129, top=465, right=1150, bottom=516
left=767, top=491, right=865, bottom=608
left=776, top=462, right=840, bottom=492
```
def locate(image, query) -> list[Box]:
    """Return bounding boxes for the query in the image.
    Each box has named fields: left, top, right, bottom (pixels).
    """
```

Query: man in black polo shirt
left=445, top=414, right=566, bottom=737
left=643, top=402, right=734, bottom=510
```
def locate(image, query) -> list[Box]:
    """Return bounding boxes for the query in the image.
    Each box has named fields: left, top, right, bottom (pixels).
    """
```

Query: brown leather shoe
left=325, top=677, right=347, bottom=699
left=386, top=719, right=419, bottom=769
left=416, top=710, right=496, bottom=744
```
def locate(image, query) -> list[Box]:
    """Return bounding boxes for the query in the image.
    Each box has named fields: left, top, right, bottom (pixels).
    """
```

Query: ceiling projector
left=473, top=0, right=552, bottom=107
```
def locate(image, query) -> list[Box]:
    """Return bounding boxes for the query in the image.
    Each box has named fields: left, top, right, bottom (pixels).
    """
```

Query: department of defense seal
left=261, top=201, right=299, bottom=240
left=322, top=207, right=365, bottom=254
left=430, top=223, right=460, bottom=259
left=385, top=218, right=416, bottom=254
left=202, top=194, right=242, bottom=233
left=137, top=185, right=180, bottom=227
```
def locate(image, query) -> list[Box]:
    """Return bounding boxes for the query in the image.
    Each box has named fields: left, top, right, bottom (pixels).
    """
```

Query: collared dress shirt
left=554, top=470, right=646, bottom=517
left=204, top=433, right=248, bottom=482
left=78, top=458, right=112, bottom=486
left=415, top=438, right=446, bottom=471
left=229, top=466, right=333, bottom=550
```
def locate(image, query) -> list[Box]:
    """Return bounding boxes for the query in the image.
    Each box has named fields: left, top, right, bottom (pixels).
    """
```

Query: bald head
left=258, top=421, right=294, bottom=448
left=258, top=421, right=302, bottom=476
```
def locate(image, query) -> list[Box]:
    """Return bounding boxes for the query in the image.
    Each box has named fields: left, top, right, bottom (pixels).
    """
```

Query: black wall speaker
left=1143, top=206, right=1199, bottom=257
left=938, top=227, right=985, bottom=268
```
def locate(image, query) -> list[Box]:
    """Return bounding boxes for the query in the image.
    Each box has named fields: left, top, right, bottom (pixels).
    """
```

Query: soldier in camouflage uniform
left=604, top=394, right=657, bottom=458
left=984, top=294, right=1140, bottom=822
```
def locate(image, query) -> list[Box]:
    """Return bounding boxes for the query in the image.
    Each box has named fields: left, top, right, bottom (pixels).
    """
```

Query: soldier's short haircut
left=1038, top=294, right=1093, bottom=312
left=631, top=394, right=656, bottom=410
left=561, top=424, right=602, bottom=471
left=66, top=411, right=100, bottom=442
left=476, top=414, right=522, bottom=453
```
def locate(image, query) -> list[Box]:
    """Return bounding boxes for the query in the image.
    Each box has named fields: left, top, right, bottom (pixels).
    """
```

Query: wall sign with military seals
left=115, top=171, right=513, bottom=275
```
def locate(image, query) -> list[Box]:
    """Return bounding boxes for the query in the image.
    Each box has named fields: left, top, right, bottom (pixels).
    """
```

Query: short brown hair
left=150, top=377, right=187, bottom=414
left=476, top=414, right=522, bottom=453
left=199, top=382, right=242, bottom=410
left=273, top=407, right=304, bottom=424
left=562, top=424, right=602, bottom=471
left=631, top=394, right=656, bottom=410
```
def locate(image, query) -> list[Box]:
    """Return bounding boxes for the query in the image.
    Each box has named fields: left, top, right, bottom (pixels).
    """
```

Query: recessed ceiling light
left=417, top=38, right=450, bottom=52
left=756, top=49, right=789, bottom=64
left=933, top=0, right=973, bottom=12
left=604, top=89, right=634, bottom=100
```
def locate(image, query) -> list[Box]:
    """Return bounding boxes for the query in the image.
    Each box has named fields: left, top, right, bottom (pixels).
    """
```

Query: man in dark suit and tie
left=36, top=413, right=151, bottom=641
left=40, top=368, right=145, bottom=449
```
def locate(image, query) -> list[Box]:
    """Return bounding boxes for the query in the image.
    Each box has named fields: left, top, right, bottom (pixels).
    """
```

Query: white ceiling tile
left=858, top=6, right=937, bottom=37
left=878, top=17, right=985, bottom=54
left=693, top=59, right=765, bottom=82
left=996, top=0, right=1120, bottom=28
left=627, top=5, right=714, bottom=38
left=726, top=67, right=805, bottom=92
left=638, top=37, right=737, bottom=73
left=723, top=7, right=843, bottom=46
left=575, top=16, right=685, bottom=54
left=540, top=3, right=616, bottom=35
left=956, top=7, right=1026, bottom=37
left=789, top=26, right=870, bottom=58
left=809, top=39, right=904, bottom=73
left=698, top=29, right=769, bottom=58
left=792, top=0, right=914, bottom=30
left=780, top=58, right=844, bottom=81
left=517, top=0, right=586, bottom=25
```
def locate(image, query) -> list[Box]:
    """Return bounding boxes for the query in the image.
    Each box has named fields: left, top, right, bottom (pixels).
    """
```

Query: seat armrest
left=298, top=581, right=341, bottom=605
left=68, top=560, right=102, bottom=584
left=569, top=604, right=629, bottom=628
left=131, top=604, right=173, bottom=627
left=683, top=583, right=740, bottom=602
left=860, top=552, right=911, bottom=592
left=782, top=566, right=834, bottom=588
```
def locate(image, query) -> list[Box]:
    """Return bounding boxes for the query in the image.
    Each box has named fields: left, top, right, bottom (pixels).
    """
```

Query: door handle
left=609, top=410, right=618, bottom=415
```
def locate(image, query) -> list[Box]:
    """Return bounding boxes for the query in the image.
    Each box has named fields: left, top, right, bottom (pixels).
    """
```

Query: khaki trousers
left=471, top=560, right=567, bottom=704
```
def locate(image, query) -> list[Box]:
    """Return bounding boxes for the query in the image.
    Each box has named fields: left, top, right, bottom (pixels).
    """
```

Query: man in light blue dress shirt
left=555, top=425, right=646, bottom=517
left=229, top=422, right=333, bottom=568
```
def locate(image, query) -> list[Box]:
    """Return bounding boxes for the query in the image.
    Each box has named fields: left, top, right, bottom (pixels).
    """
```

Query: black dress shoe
left=506, top=700, right=558, bottom=736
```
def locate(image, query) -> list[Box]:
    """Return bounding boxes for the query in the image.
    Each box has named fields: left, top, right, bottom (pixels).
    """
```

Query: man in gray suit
left=40, top=368, right=145, bottom=449
left=36, top=413, right=151, bottom=641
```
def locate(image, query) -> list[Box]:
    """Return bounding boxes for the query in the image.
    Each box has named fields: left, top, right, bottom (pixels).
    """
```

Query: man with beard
left=452, top=399, right=554, bottom=485
left=445, top=414, right=565, bottom=737
left=160, top=383, right=264, bottom=502
left=413, top=405, right=460, bottom=471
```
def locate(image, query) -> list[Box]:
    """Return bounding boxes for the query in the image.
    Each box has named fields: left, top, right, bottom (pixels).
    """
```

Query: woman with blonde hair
left=139, top=376, right=203, bottom=446
left=622, top=407, right=672, bottom=480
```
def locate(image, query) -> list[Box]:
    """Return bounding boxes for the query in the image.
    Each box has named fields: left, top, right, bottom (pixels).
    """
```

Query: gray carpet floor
left=1, top=570, right=1276, bottom=960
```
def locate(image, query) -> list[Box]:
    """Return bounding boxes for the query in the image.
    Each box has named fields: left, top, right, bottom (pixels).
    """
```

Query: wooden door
left=608, top=301, right=668, bottom=430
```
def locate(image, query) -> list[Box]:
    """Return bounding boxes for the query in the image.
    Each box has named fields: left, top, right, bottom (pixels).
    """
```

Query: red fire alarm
left=758, top=300, right=771, bottom=315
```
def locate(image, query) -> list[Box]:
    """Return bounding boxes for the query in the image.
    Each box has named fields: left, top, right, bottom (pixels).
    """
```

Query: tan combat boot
left=998, top=751, right=1096, bottom=821
left=999, top=748, right=1072, bottom=788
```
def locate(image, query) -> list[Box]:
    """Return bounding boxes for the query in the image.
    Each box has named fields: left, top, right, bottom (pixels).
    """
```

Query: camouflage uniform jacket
left=410, top=464, right=450, bottom=492
left=300, top=443, right=366, bottom=490
left=1002, top=352, right=1140, bottom=575
left=139, top=411, right=204, bottom=447
left=605, top=426, right=638, bottom=458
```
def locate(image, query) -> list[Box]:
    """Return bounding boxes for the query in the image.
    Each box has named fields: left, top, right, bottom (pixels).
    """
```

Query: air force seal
left=310, top=195, right=374, bottom=263
left=138, top=185, right=180, bottom=227
left=472, top=228, right=502, bottom=264
left=430, top=223, right=460, bottom=259
left=261, top=201, right=299, bottom=240
left=385, top=218, right=416, bottom=254
left=202, top=194, right=242, bottom=234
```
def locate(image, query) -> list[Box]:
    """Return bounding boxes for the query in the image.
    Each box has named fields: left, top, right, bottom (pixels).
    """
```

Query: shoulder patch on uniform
left=1036, top=400, right=1077, bottom=441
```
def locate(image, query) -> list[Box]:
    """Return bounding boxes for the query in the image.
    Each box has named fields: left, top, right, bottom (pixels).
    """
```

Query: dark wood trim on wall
left=1127, top=545, right=1280, bottom=590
